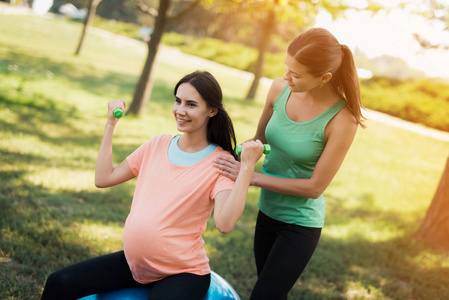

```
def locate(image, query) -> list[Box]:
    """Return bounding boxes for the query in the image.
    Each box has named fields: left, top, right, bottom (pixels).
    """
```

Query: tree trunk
left=127, top=0, right=171, bottom=116
left=415, top=156, right=449, bottom=252
left=75, top=0, right=102, bottom=56
left=245, top=3, right=277, bottom=101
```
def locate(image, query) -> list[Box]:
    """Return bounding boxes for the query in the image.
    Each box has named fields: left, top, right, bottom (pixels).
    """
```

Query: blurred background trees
left=56, top=0, right=387, bottom=110
left=44, top=0, right=449, bottom=132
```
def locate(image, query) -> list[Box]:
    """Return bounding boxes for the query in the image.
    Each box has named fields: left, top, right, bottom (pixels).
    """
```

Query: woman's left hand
left=214, top=155, right=241, bottom=181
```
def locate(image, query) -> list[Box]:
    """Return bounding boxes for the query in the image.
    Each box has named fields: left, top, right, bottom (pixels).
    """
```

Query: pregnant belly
left=123, top=216, right=206, bottom=273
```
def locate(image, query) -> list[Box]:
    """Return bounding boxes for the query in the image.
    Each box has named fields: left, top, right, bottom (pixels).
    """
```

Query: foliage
left=91, top=16, right=143, bottom=40
left=2, top=14, right=449, bottom=300
left=410, top=0, right=449, bottom=31
left=163, top=32, right=286, bottom=79
left=51, top=0, right=328, bottom=51
left=362, top=77, right=449, bottom=132
left=198, top=0, right=319, bottom=47
left=52, top=0, right=142, bottom=23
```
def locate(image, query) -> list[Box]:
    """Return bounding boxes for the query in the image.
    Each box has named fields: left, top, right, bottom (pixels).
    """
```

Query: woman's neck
left=177, top=133, right=210, bottom=153
left=304, top=83, right=340, bottom=105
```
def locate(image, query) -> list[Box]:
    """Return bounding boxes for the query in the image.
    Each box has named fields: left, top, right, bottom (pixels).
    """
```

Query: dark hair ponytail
left=174, top=71, right=237, bottom=158
left=288, top=28, right=365, bottom=127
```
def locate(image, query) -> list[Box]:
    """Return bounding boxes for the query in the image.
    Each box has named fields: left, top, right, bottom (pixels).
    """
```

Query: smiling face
left=283, top=53, right=325, bottom=93
left=172, top=83, right=217, bottom=136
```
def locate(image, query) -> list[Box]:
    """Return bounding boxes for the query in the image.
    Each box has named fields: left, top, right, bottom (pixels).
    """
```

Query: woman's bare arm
left=95, top=100, right=135, bottom=188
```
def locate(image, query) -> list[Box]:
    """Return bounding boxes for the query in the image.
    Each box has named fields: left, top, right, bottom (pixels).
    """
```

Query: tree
left=127, top=0, right=200, bottom=116
left=245, top=0, right=279, bottom=100
left=415, top=156, right=449, bottom=251
left=412, top=0, right=449, bottom=251
left=75, top=0, right=103, bottom=56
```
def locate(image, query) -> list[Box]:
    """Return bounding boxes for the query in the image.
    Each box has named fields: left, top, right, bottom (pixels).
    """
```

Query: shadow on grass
left=1, top=50, right=138, bottom=99
left=0, top=107, right=138, bottom=171
left=299, top=232, right=449, bottom=299
left=0, top=87, right=143, bottom=159
left=2, top=48, right=199, bottom=110
left=326, top=193, right=408, bottom=226
left=0, top=47, right=196, bottom=127
left=0, top=87, right=77, bottom=129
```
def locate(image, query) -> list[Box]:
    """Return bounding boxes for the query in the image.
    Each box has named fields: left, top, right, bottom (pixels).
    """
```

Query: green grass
left=1, top=14, right=449, bottom=300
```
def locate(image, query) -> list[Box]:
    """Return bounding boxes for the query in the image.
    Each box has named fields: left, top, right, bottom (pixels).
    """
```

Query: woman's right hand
left=239, top=140, right=264, bottom=169
left=107, top=100, right=126, bottom=125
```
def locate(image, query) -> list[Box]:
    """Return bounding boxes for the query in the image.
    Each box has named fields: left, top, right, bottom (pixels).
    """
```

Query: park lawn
left=1, top=14, right=449, bottom=300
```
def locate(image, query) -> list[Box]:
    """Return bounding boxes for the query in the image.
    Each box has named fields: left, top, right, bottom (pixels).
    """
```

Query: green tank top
left=258, top=84, right=346, bottom=228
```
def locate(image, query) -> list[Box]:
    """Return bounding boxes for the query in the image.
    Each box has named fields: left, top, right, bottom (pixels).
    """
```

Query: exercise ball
left=78, top=271, right=241, bottom=300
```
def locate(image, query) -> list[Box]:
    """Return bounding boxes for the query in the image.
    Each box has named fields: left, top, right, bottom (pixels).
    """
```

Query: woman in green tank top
left=214, top=27, right=365, bottom=299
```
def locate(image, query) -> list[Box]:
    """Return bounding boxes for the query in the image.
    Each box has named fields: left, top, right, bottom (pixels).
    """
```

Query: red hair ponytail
left=288, top=28, right=365, bottom=127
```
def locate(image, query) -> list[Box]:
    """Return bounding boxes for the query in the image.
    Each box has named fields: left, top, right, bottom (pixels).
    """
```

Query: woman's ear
left=321, top=72, right=333, bottom=84
left=209, top=107, right=218, bottom=117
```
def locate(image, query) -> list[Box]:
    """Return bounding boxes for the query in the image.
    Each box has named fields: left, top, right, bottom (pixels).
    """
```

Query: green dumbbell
left=113, top=108, right=124, bottom=118
left=235, top=144, right=271, bottom=156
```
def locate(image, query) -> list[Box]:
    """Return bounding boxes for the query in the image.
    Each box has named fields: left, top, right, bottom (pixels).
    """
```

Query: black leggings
left=250, top=211, right=322, bottom=300
left=41, top=251, right=210, bottom=300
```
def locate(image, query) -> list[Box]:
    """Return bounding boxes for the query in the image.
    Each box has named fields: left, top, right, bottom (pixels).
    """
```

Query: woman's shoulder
left=213, top=146, right=233, bottom=157
left=270, top=78, right=288, bottom=94
left=326, top=106, right=358, bottom=138
left=335, top=106, right=357, bottom=125
left=266, top=78, right=288, bottom=105
left=207, top=146, right=234, bottom=163
left=140, top=134, right=173, bottom=149
left=150, top=134, right=173, bottom=142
